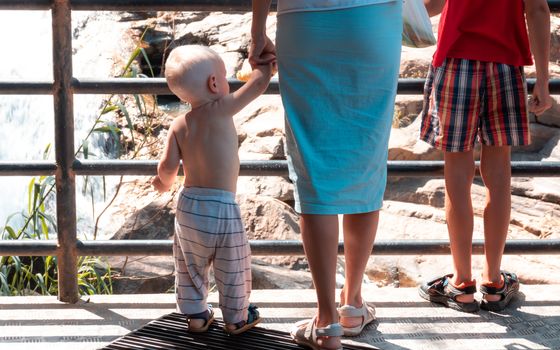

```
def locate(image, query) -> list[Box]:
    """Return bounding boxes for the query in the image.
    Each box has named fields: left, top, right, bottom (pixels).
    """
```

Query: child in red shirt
left=419, top=0, right=553, bottom=312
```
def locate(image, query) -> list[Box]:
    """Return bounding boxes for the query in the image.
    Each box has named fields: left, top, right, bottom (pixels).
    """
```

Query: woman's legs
left=300, top=213, right=341, bottom=349
left=444, top=150, right=476, bottom=303
left=339, top=211, right=379, bottom=328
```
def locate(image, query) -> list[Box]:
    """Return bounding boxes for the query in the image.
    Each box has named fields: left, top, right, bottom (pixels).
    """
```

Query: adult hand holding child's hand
left=237, top=53, right=276, bottom=82
left=249, top=34, right=275, bottom=67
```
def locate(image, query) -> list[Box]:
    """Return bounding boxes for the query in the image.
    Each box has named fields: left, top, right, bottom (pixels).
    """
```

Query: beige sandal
left=290, top=316, right=344, bottom=350
left=338, top=301, right=376, bottom=336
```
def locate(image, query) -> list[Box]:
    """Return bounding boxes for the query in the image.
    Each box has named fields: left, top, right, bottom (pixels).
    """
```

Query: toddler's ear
left=208, top=74, right=219, bottom=93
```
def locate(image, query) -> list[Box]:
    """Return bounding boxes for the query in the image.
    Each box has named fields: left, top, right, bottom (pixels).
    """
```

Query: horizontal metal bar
left=72, top=78, right=280, bottom=95
left=0, top=241, right=58, bottom=256
left=74, top=159, right=560, bottom=178
left=0, top=161, right=57, bottom=176
left=2, top=1, right=559, bottom=12
left=72, top=159, right=290, bottom=176
left=0, top=81, right=53, bottom=95
left=0, top=0, right=274, bottom=11
left=1, top=239, right=559, bottom=256
left=69, top=239, right=560, bottom=256
left=1, top=160, right=559, bottom=177
left=0, top=0, right=51, bottom=10
left=390, top=160, right=560, bottom=177
left=0, top=78, right=559, bottom=96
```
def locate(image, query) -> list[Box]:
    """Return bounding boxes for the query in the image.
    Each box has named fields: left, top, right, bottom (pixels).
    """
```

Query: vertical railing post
left=52, top=0, right=79, bottom=303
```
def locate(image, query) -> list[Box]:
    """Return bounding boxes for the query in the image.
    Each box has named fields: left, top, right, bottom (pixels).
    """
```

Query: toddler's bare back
left=173, top=107, right=240, bottom=193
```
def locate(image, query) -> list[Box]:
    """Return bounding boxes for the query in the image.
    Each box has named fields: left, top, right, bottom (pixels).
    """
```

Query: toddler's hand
left=254, top=60, right=276, bottom=80
left=237, top=53, right=276, bottom=82
left=151, top=176, right=167, bottom=194
left=236, top=63, right=252, bottom=82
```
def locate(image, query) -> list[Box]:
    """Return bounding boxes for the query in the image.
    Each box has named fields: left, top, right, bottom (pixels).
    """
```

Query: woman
left=250, top=1, right=402, bottom=349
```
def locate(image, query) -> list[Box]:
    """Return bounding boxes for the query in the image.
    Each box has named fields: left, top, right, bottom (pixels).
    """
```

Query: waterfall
left=0, top=10, right=123, bottom=239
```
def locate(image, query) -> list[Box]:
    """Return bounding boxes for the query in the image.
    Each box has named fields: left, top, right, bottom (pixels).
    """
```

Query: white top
left=276, top=0, right=396, bottom=15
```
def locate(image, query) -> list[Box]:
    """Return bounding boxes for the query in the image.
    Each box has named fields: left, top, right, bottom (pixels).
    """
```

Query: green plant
left=0, top=27, right=160, bottom=297
left=1, top=168, right=113, bottom=296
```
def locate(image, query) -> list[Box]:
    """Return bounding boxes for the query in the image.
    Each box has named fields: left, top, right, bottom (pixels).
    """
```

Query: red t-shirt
left=433, top=0, right=533, bottom=67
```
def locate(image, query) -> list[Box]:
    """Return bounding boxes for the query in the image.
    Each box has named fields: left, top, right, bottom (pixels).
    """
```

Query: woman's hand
left=249, top=33, right=276, bottom=68
left=250, top=0, right=275, bottom=67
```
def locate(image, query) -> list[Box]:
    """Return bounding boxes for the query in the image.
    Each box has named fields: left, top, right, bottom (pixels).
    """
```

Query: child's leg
left=173, top=233, right=212, bottom=329
left=444, top=150, right=476, bottom=302
left=214, top=236, right=252, bottom=328
left=212, top=203, right=254, bottom=332
left=339, top=211, right=379, bottom=329
left=479, top=144, right=511, bottom=301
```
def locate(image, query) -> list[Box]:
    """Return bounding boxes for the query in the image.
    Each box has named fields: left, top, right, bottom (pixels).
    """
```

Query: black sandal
left=480, top=271, right=520, bottom=311
left=187, top=305, right=215, bottom=333
left=224, top=304, right=261, bottom=335
left=419, top=274, right=480, bottom=313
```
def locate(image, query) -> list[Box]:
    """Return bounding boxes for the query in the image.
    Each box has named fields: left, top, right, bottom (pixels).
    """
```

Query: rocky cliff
left=92, top=11, right=560, bottom=293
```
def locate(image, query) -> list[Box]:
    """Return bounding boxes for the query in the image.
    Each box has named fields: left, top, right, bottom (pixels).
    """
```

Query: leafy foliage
left=0, top=27, right=160, bottom=296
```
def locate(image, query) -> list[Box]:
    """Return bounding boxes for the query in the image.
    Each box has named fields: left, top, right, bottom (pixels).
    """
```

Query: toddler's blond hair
left=165, top=45, right=222, bottom=103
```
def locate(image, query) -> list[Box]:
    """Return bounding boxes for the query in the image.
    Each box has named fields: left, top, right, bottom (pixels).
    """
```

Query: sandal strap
left=302, top=317, right=344, bottom=339
left=338, top=304, right=364, bottom=318
left=315, top=323, right=344, bottom=338
left=428, top=274, right=477, bottom=299
left=445, top=280, right=477, bottom=297
left=188, top=305, right=213, bottom=322
left=233, top=304, right=259, bottom=329
left=480, top=271, right=518, bottom=295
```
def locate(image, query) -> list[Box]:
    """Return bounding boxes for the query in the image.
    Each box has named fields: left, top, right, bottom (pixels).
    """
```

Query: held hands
left=254, top=52, right=277, bottom=78
left=249, top=32, right=276, bottom=68
left=247, top=31, right=277, bottom=82
left=529, top=80, right=553, bottom=116
left=236, top=53, right=277, bottom=82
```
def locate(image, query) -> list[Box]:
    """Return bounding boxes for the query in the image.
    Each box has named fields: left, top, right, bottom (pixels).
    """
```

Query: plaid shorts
left=419, top=58, right=530, bottom=152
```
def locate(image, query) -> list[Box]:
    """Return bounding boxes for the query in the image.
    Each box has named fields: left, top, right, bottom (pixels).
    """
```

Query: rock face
left=96, top=11, right=560, bottom=294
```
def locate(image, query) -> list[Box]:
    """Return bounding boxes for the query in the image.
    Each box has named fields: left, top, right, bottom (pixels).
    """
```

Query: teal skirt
left=276, top=2, right=402, bottom=214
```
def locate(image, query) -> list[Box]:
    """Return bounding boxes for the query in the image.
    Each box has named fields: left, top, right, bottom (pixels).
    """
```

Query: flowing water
left=0, top=10, right=124, bottom=239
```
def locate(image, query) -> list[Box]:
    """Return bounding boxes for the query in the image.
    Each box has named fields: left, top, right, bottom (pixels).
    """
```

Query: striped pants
left=173, top=187, right=252, bottom=324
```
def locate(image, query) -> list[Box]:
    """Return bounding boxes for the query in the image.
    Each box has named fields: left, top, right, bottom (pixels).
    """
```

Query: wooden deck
left=1, top=285, right=559, bottom=350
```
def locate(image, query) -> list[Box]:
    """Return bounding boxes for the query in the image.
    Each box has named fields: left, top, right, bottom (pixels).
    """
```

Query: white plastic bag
left=402, top=0, right=436, bottom=48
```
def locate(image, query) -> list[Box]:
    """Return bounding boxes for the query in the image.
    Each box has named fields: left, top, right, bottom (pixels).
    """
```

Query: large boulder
left=251, top=260, right=312, bottom=289
left=108, top=256, right=175, bottom=294
left=238, top=194, right=300, bottom=241
left=388, top=117, right=445, bottom=160
left=97, top=10, right=560, bottom=294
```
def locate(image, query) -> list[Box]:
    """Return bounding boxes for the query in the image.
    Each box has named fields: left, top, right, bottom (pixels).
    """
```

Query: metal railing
left=1, top=0, right=559, bottom=302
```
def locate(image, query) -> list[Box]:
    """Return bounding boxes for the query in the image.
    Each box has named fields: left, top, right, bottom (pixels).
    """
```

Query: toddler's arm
left=423, top=0, right=445, bottom=17
left=215, top=61, right=275, bottom=117
left=526, top=0, right=553, bottom=115
left=152, top=122, right=181, bottom=193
